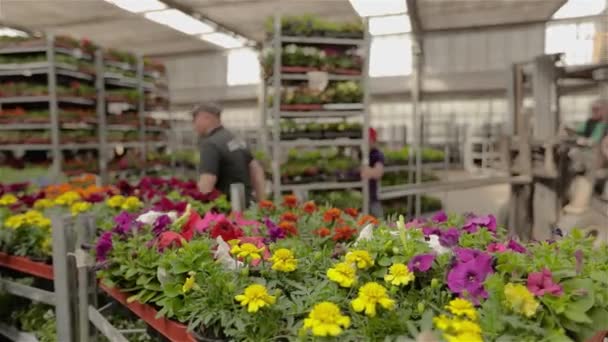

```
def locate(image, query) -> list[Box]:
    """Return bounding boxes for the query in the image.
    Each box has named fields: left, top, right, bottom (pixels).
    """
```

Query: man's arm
left=361, top=162, right=384, bottom=179
left=198, top=141, right=220, bottom=194
left=249, top=159, right=266, bottom=202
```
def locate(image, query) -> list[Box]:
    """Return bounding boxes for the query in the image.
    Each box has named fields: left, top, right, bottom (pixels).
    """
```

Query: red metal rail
left=100, top=284, right=196, bottom=342
left=0, top=252, right=53, bottom=280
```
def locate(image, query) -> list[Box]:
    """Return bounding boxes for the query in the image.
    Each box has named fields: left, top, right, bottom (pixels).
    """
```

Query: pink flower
left=198, top=212, right=227, bottom=233
left=507, top=239, right=527, bottom=253
left=462, top=214, right=497, bottom=234
left=157, top=231, right=183, bottom=251
left=486, top=242, right=507, bottom=253
left=527, top=268, right=563, bottom=296
left=432, top=211, right=448, bottom=223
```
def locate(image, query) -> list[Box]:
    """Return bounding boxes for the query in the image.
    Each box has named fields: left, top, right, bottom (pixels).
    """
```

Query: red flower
left=344, top=208, right=359, bottom=218
left=314, top=227, right=331, bottom=237
left=210, top=219, right=244, bottom=242
left=157, top=231, right=183, bottom=251
left=281, top=212, right=298, bottom=222
left=282, top=195, right=298, bottom=208
left=302, top=201, right=317, bottom=214
left=259, top=200, right=275, bottom=211
left=357, top=215, right=379, bottom=226
left=323, top=208, right=342, bottom=223
left=181, top=210, right=204, bottom=241
left=278, top=221, right=298, bottom=236
left=332, top=225, right=357, bottom=242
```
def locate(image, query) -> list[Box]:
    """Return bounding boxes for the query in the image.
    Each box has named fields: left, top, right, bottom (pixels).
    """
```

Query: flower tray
left=0, top=252, right=53, bottom=280
left=100, top=284, right=196, bottom=342
left=280, top=104, right=323, bottom=111
left=330, top=68, right=362, bottom=75
left=323, top=130, right=362, bottom=139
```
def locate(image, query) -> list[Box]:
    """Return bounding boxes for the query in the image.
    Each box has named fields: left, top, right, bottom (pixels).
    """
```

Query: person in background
left=361, top=127, right=384, bottom=217
left=192, top=102, right=266, bottom=205
left=573, top=99, right=608, bottom=146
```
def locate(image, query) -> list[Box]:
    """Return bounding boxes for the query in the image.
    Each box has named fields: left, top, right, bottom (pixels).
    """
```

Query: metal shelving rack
left=263, top=15, right=371, bottom=213
left=0, top=35, right=171, bottom=183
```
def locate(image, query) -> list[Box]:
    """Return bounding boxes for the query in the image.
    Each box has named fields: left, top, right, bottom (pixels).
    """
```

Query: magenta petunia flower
left=95, top=231, right=113, bottom=262
left=265, top=217, right=286, bottom=242
left=422, top=226, right=441, bottom=237
left=507, top=239, right=527, bottom=253
left=454, top=247, right=484, bottom=263
left=462, top=214, right=497, bottom=234
left=405, top=218, right=424, bottom=229
left=153, top=197, right=187, bottom=214
left=152, top=214, right=172, bottom=236
left=527, top=268, right=563, bottom=296
left=432, top=211, right=448, bottom=223
left=486, top=242, right=507, bottom=253
left=112, top=211, right=140, bottom=236
left=408, top=254, right=436, bottom=272
left=439, top=228, right=460, bottom=247
left=447, top=253, right=494, bottom=303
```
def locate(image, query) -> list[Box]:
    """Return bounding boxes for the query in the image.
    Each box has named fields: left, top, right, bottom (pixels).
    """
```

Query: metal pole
left=271, top=14, right=282, bottom=203
left=137, top=56, right=146, bottom=175
left=95, top=50, right=108, bottom=183
left=51, top=213, right=75, bottom=342
left=47, top=34, right=61, bottom=177
left=230, top=183, right=246, bottom=212
left=361, top=18, right=371, bottom=215
left=411, top=41, right=423, bottom=217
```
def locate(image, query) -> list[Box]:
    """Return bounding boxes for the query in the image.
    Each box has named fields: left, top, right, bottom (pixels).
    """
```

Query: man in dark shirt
left=361, top=128, right=385, bottom=217
left=192, top=103, right=265, bottom=205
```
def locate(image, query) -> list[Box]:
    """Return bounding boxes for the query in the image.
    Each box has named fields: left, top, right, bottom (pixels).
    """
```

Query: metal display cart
left=0, top=34, right=171, bottom=184
left=262, top=15, right=372, bottom=213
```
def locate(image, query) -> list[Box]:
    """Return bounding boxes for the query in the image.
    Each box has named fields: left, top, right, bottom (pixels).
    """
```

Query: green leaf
left=378, top=257, right=392, bottom=267
left=590, top=271, right=608, bottom=285
left=563, top=309, right=592, bottom=324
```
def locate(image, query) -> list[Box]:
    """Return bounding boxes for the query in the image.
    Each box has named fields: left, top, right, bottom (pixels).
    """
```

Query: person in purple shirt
left=361, top=127, right=385, bottom=217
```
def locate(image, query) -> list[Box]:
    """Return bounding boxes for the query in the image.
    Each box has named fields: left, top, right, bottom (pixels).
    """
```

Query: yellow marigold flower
left=384, top=263, right=415, bottom=286
left=235, top=284, right=276, bottom=313
left=445, top=332, right=483, bottom=342
left=303, top=302, right=351, bottom=337
left=41, top=237, right=52, bottom=254
left=34, top=199, right=54, bottom=210
left=54, top=191, right=81, bottom=206
left=70, top=202, right=92, bottom=216
left=182, top=272, right=196, bottom=294
left=106, top=195, right=125, bottom=208
left=270, top=248, right=297, bottom=272
left=121, top=196, right=143, bottom=211
left=351, top=282, right=395, bottom=317
left=446, top=298, right=477, bottom=321
left=345, top=250, right=374, bottom=270
left=433, top=314, right=452, bottom=331
left=36, top=217, right=51, bottom=230
left=327, top=262, right=357, bottom=288
left=4, top=215, right=24, bottom=229
left=504, top=283, right=539, bottom=318
left=231, top=243, right=265, bottom=261
left=0, top=194, right=18, bottom=206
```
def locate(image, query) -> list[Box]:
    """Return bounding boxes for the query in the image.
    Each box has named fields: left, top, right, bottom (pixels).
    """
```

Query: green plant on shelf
left=310, top=189, right=363, bottom=209
left=10, top=303, right=57, bottom=342
left=106, top=89, right=141, bottom=103
left=381, top=171, right=440, bottom=187
left=105, top=48, right=137, bottom=65
left=383, top=195, right=443, bottom=216
left=265, top=14, right=363, bottom=38
left=383, top=146, right=446, bottom=165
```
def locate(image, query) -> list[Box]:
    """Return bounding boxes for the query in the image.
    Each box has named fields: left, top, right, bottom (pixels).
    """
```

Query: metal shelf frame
left=263, top=15, right=371, bottom=213
left=0, top=34, right=171, bottom=181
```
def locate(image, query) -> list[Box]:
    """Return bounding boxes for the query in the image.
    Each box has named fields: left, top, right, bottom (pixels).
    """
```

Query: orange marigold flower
left=357, top=215, right=379, bottom=226
left=302, top=201, right=317, bottom=214
left=259, top=200, right=275, bottom=211
left=282, top=195, right=298, bottom=208
left=279, top=221, right=298, bottom=236
left=281, top=212, right=298, bottom=222
left=333, top=226, right=358, bottom=242
left=314, top=227, right=331, bottom=237
left=323, top=208, right=343, bottom=223
left=344, top=208, right=359, bottom=218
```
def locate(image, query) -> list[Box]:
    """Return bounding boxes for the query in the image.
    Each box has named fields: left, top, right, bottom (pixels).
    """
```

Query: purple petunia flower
left=152, top=214, right=172, bottom=236
left=462, top=214, right=497, bottom=234
left=439, top=228, right=460, bottom=247
left=265, top=217, right=285, bottom=242
left=112, top=211, right=141, bottom=236
left=447, top=253, right=494, bottom=304
left=408, top=254, right=436, bottom=272
left=95, top=231, right=113, bottom=262
left=454, top=247, right=484, bottom=263
left=507, top=239, right=527, bottom=253
left=432, top=211, right=448, bottom=223
left=422, top=226, right=441, bottom=237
